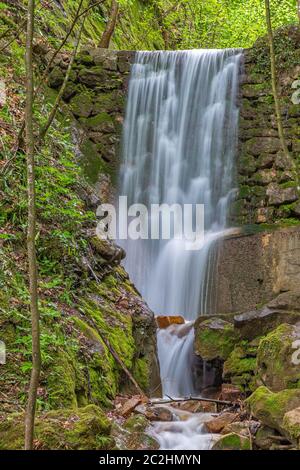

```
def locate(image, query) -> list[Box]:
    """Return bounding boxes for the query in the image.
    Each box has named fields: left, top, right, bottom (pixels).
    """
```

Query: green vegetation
left=0, top=404, right=112, bottom=450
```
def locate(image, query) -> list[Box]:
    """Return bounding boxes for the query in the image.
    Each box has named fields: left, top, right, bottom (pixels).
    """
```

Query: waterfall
left=119, top=50, right=241, bottom=400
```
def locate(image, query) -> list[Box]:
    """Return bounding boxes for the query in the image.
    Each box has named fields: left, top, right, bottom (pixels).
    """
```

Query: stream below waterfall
left=119, top=49, right=242, bottom=449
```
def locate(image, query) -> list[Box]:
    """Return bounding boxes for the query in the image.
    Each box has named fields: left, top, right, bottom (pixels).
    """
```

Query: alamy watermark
left=96, top=196, right=205, bottom=251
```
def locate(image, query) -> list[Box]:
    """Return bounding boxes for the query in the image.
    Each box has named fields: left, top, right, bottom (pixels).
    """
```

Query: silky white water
left=119, top=49, right=241, bottom=449
left=149, top=407, right=216, bottom=450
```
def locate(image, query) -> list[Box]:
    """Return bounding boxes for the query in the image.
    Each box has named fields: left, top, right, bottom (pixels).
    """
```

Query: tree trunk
left=298, top=0, right=300, bottom=23
left=24, top=0, right=41, bottom=451
left=99, top=0, right=119, bottom=48
left=264, top=0, right=290, bottom=159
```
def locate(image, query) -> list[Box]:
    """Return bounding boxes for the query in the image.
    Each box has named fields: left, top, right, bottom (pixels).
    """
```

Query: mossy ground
left=0, top=404, right=113, bottom=450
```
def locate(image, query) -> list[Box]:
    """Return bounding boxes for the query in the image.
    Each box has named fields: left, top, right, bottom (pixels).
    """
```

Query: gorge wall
left=48, top=26, right=300, bottom=318
left=47, top=27, right=300, bottom=393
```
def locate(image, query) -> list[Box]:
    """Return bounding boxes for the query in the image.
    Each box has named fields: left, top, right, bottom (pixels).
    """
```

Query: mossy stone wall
left=232, top=26, right=300, bottom=227
left=48, top=48, right=135, bottom=195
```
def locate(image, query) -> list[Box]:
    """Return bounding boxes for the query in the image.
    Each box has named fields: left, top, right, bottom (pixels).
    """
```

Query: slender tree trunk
left=99, top=0, right=119, bottom=48
left=298, top=0, right=300, bottom=23
left=24, top=0, right=41, bottom=451
left=265, top=0, right=290, bottom=159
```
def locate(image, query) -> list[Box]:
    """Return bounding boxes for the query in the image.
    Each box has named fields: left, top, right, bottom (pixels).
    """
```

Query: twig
left=151, top=396, right=233, bottom=406
left=85, top=257, right=100, bottom=283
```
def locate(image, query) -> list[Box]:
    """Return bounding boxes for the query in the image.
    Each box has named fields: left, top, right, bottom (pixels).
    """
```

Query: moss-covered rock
left=245, top=386, right=300, bottom=432
left=212, top=432, right=251, bottom=450
left=223, top=340, right=258, bottom=393
left=70, top=92, right=94, bottom=117
left=48, top=66, right=64, bottom=88
left=93, top=91, right=125, bottom=115
left=282, top=407, right=300, bottom=445
left=244, top=137, right=281, bottom=156
left=79, top=137, right=112, bottom=184
left=0, top=405, right=112, bottom=450
left=81, top=112, right=115, bottom=134
left=194, top=318, right=239, bottom=361
left=257, top=323, right=300, bottom=391
left=112, top=415, right=159, bottom=450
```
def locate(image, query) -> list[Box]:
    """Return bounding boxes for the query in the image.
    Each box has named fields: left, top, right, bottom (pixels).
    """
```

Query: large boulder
left=234, top=307, right=300, bottom=341
left=212, top=433, right=251, bottom=450
left=256, top=323, right=300, bottom=391
left=194, top=318, right=239, bottom=361
left=267, top=290, right=300, bottom=311
left=204, top=412, right=238, bottom=433
left=0, top=405, right=112, bottom=450
left=78, top=66, right=121, bottom=89
left=245, top=386, right=300, bottom=433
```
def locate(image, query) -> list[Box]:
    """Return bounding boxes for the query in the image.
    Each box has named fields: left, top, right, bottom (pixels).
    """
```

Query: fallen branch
left=151, top=396, right=233, bottom=406
left=87, top=317, right=146, bottom=397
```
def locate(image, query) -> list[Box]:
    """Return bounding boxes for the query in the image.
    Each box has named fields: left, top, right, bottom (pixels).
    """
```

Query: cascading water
left=119, top=49, right=241, bottom=449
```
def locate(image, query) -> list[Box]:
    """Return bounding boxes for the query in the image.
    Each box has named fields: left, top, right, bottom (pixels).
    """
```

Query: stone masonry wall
left=214, top=227, right=300, bottom=314
left=48, top=47, right=135, bottom=202
left=232, top=26, right=300, bottom=227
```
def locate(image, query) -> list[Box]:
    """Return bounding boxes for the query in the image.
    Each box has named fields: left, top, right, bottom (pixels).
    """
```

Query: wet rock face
left=232, top=31, right=300, bottom=227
